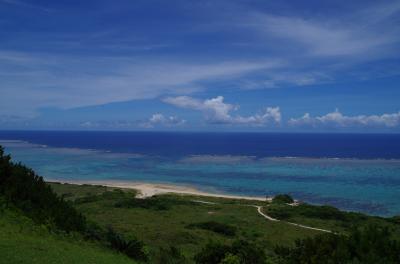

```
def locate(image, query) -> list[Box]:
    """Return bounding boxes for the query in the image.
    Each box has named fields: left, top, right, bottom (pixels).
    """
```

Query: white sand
left=49, top=179, right=270, bottom=201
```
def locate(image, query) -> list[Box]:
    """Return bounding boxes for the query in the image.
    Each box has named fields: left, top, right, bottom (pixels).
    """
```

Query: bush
left=114, top=196, right=170, bottom=210
left=220, top=253, right=240, bottom=264
left=272, top=194, right=294, bottom=204
left=194, top=240, right=266, bottom=264
left=186, top=221, right=236, bottom=237
left=266, top=202, right=367, bottom=223
left=298, top=204, right=345, bottom=220
left=275, top=224, right=400, bottom=263
left=388, top=215, right=400, bottom=225
left=115, top=195, right=196, bottom=211
left=155, top=246, right=187, bottom=264
left=0, top=146, right=86, bottom=233
left=106, top=227, right=149, bottom=262
left=194, top=241, right=231, bottom=264
left=0, top=146, right=149, bottom=262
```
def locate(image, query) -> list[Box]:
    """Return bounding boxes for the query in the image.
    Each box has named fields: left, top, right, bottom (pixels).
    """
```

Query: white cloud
left=249, top=1, right=400, bottom=58
left=0, top=51, right=281, bottom=116
left=164, top=96, right=280, bottom=126
left=289, top=109, right=400, bottom=128
left=140, top=113, right=186, bottom=128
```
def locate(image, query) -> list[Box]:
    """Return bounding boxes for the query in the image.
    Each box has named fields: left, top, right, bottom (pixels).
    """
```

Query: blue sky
left=0, top=0, right=400, bottom=132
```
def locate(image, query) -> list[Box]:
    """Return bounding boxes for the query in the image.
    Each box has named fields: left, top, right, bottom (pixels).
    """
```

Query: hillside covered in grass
left=1, top=145, right=400, bottom=263
left=0, top=203, right=135, bottom=264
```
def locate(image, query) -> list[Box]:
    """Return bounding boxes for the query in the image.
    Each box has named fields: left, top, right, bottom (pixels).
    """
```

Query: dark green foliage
left=229, top=240, right=267, bottom=264
left=272, top=194, right=294, bottom=204
left=220, top=254, right=240, bottom=264
left=194, top=240, right=266, bottom=264
left=74, top=194, right=104, bottom=204
left=297, top=204, right=346, bottom=220
left=0, top=146, right=86, bottom=233
left=155, top=246, right=187, bottom=264
left=267, top=202, right=368, bottom=224
left=275, top=224, right=400, bottom=264
left=0, top=146, right=149, bottom=262
left=194, top=241, right=231, bottom=264
left=186, top=221, right=236, bottom=237
left=388, top=215, right=400, bottom=225
left=84, top=221, right=105, bottom=241
left=106, top=226, right=149, bottom=262
left=74, top=189, right=131, bottom=205
left=115, top=196, right=170, bottom=210
left=114, top=195, right=196, bottom=211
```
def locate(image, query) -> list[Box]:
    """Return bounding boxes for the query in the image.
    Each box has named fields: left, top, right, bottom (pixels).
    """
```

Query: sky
left=0, top=0, right=400, bottom=132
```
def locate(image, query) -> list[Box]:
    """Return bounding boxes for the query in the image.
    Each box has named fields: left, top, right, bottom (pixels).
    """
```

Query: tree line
left=0, top=146, right=148, bottom=262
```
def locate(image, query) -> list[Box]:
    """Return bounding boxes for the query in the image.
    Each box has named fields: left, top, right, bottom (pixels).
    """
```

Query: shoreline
left=47, top=178, right=270, bottom=201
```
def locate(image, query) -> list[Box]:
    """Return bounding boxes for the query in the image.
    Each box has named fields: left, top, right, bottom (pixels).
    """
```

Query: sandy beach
left=48, top=179, right=270, bottom=201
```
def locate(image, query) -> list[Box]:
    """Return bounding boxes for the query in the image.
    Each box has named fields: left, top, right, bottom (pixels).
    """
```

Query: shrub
left=115, top=195, right=196, bottom=211
left=298, top=204, right=345, bottom=220
left=230, top=240, right=266, bottom=264
left=194, top=241, right=231, bottom=264
left=194, top=240, right=266, bottom=264
left=106, top=226, right=149, bottom=262
left=220, top=253, right=240, bottom=264
left=155, top=246, right=187, bottom=264
left=0, top=146, right=149, bottom=262
left=272, top=194, right=294, bottom=204
left=0, top=146, right=86, bottom=233
left=275, top=224, right=400, bottom=263
left=186, top=221, right=236, bottom=236
left=114, top=196, right=170, bottom=210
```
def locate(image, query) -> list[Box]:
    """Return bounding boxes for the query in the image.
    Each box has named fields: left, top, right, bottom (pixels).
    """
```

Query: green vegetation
left=0, top=147, right=86, bottom=233
left=186, top=221, right=237, bottom=237
left=106, top=226, right=149, bottom=262
left=275, top=225, right=400, bottom=263
left=264, top=202, right=398, bottom=234
left=114, top=193, right=195, bottom=210
left=0, top=201, right=134, bottom=264
left=0, top=146, right=146, bottom=262
left=194, top=240, right=266, bottom=264
left=271, top=194, right=294, bottom=204
left=47, top=182, right=321, bottom=262
left=2, top=145, right=400, bottom=263
left=154, top=246, right=188, bottom=264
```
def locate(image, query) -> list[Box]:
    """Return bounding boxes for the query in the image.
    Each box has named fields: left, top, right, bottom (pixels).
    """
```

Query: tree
left=272, top=194, right=294, bottom=204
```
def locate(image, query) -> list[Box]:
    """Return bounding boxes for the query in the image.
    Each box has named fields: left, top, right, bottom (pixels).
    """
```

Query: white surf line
left=253, top=205, right=332, bottom=233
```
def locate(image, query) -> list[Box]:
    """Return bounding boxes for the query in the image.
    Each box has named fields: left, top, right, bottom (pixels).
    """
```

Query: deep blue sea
left=1, top=131, right=399, bottom=216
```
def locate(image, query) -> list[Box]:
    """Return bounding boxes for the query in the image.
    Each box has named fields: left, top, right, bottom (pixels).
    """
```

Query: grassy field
left=4, top=181, right=399, bottom=263
left=0, top=203, right=135, bottom=264
left=47, top=182, right=400, bottom=262
left=49, top=183, right=321, bottom=260
left=78, top=194, right=318, bottom=256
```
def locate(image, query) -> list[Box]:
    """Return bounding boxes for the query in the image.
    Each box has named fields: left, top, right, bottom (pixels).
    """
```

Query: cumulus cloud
left=163, top=96, right=280, bottom=126
left=140, top=113, right=186, bottom=128
left=289, top=109, right=400, bottom=128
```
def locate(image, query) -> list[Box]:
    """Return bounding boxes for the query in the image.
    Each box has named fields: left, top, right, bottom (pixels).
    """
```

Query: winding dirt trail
left=191, top=200, right=332, bottom=233
left=252, top=205, right=332, bottom=233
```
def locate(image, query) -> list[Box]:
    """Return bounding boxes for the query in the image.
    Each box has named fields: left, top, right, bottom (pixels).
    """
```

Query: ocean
left=0, top=131, right=399, bottom=216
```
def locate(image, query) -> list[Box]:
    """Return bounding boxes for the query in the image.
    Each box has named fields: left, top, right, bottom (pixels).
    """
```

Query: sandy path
left=253, top=205, right=332, bottom=233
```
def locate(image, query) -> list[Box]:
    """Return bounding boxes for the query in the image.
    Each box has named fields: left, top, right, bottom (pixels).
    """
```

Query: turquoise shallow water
left=1, top=139, right=400, bottom=217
